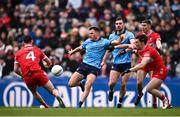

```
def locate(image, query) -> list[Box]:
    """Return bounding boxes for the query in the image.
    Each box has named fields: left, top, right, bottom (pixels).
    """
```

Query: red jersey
left=15, top=44, right=47, bottom=76
left=137, top=31, right=161, bottom=48
left=138, top=46, right=168, bottom=80
left=138, top=45, right=166, bottom=71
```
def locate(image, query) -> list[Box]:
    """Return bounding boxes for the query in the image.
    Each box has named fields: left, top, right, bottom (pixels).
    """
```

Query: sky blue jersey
left=109, top=30, right=135, bottom=64
left=82, top=38, right=110, bottom=69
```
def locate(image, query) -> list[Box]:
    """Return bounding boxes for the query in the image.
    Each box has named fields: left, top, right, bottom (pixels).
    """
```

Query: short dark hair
left=115, top=16, right=124, bottom=22
left=141, top=19, right=152, bottom=25
left=136, top=34, right=148, bottom=44
left=89, top=26, right=100, bottom=32
left=23, top=36, right=33, bottom=43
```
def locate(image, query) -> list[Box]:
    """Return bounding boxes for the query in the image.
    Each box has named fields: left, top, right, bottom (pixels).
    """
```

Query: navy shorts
left=76, top=62, right=100, bottom=77
left=111, top=63, right=131, bottom=72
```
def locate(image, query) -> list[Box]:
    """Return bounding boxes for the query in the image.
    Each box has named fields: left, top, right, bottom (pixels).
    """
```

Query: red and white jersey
left=138, top=45, right=166, bottom=72
left=137, top=31, right=161, bottom=48
left=14, top=44, right=47, bottom=76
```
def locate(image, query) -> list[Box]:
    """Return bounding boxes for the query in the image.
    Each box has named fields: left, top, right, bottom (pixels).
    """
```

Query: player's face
left=141, top=23, right=150, bottom=33
left=89, top=29, right=98, bottom=40
left=115, top=20, right=124, bottom=31
left=134, top=39, right=143, bottom=50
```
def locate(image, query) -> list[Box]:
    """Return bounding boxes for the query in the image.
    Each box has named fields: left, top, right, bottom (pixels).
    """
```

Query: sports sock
left=153, top=96, right=157, bottom=104
left=137, top=84, right=143, bottom=96
left=159, top=94, right=165, bottom=101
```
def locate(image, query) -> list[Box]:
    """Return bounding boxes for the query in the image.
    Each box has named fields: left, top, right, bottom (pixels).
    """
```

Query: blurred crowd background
left=0, top=0, right=179, bottom=79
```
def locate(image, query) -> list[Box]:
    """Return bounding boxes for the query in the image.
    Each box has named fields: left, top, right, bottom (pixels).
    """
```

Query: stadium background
left=0, top=0, right=180, bottom=110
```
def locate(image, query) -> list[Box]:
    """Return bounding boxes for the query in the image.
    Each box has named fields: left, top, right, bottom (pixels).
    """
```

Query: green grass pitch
left=0, top=107, right=180, bottom=116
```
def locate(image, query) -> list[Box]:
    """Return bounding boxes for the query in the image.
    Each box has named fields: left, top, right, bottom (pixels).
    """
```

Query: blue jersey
left=82, top=38, right=110, bottom=69
left=109, top=30, right=135, bottom=64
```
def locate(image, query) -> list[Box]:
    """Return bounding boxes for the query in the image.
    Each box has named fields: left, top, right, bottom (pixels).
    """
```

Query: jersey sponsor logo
left=3, top=82, right=33, bottom=107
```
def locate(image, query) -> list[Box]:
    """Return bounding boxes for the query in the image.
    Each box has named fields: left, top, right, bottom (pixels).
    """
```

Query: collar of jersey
left=24, top=44, right=33, bottom=48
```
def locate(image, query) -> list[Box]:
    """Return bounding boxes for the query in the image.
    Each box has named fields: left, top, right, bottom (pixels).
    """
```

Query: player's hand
left=68, top=49, right=73, bottom=56
left=106, top=45, right=114, bottom=52
left=121, top=69, right=131, bottom=76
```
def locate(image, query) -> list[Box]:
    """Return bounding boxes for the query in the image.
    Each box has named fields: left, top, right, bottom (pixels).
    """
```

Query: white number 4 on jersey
left=26, top=51, right=36, bottom=61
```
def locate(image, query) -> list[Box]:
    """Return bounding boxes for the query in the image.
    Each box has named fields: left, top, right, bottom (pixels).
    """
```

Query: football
left=39, top=105, right=45, bottom=109
left=51, top=65, right=63, bottom=76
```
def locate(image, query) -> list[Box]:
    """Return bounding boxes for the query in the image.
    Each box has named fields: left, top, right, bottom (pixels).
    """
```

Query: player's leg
left=149, top=71, right=157, bottom=108
left=134, top=69, right=147, bottom=105
left=78, top=74, right=96, bottom=108
left=69, top=63, right=86, bottom=91
left=117, top=72, right=130, bottom=108
left=43, top=80, right=65, bottom=108
left=146, top=78, right=171, bottom=109
left=108, top=70, right=120, bottom=101
left=28, top=86, right=50, bottom=108
left=68, top=71, right=84, bottom=88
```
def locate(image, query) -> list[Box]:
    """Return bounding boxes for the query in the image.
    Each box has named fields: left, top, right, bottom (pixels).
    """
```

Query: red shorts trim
left=23, top=70, right=49, bottom=87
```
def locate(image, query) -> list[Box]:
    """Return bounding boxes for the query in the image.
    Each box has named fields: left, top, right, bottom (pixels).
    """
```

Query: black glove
left=117, top=50, right=126, bottom=56
left=121, top=69, right=131, bottom=76
left=106, top=45, right=114, bottom=52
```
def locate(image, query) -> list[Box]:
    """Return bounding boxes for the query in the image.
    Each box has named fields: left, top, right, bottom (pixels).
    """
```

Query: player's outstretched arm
left=68, top=46, right=83, bottom=56
left=121, top=56, right=151, bottom=76
left=115, top=38, right=135, bottom=49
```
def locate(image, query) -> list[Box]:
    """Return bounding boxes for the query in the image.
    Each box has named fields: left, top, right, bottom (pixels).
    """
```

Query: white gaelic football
left=51, top=65, right=63, bottom=76
left=39, top=105, right=45, bottom=109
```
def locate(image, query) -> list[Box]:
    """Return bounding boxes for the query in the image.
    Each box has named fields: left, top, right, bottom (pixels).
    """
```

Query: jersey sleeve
left=82, top=39, right=89, bottom=49
left=143, top=47, right=154, bottom=58
left=108, top=34, right=115, bottom=42
left=154, top=33, right=161, bottom=40
left=143, top=51, right=151, bottom=58
left=128, top=32, right=135, bottom=40
left=103, top=38, right=111, bottom=47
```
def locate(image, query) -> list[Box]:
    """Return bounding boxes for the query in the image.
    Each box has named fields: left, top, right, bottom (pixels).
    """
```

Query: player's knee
left=146, top=86, right=152, bottom=93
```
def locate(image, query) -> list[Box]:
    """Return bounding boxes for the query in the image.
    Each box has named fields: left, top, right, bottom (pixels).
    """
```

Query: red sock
left=153, top=96, right=157, bottom=104
left=159, top=94, right=165, bottom=101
